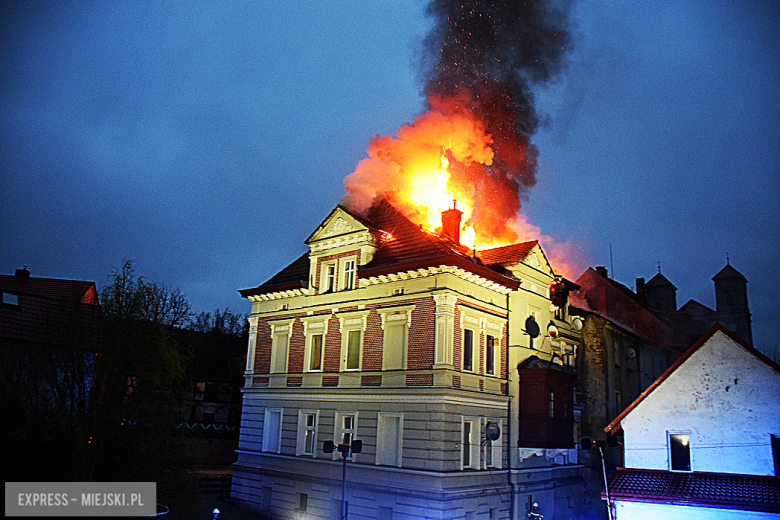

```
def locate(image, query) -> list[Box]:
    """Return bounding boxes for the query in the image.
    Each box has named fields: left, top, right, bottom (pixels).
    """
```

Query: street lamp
left=323, top=439, right=363, bottom=520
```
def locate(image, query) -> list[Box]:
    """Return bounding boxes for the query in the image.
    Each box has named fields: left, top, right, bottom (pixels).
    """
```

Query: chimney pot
left=636, top=277, right=646, bottom=304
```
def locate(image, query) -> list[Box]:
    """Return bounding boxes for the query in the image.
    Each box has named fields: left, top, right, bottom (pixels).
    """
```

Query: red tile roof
left=477, top=241, right=537, bottom=266
left=604, top=468, right=780, bottom=513
left=241, top=199, right=521, bottom=296
left=605, top=324, right=780, bottom=435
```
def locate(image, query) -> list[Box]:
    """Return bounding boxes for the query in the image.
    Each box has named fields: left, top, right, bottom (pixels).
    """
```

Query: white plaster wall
left=621, top=331, right=780, bottom=475
left=614, top=500, right=777, bottom=520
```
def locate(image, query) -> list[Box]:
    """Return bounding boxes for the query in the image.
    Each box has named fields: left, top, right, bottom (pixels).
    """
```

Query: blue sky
left=1, top=1, right=778, bottom=358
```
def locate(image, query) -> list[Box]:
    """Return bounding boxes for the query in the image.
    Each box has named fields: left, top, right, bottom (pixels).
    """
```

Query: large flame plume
left=341, top=1, right=588, bottom=278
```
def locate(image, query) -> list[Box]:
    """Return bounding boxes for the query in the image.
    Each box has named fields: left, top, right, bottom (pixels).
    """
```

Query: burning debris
left=342, top=0, right=585, bottom=277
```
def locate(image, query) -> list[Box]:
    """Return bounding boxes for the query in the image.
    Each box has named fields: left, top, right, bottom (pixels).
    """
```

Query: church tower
left=645, top=272, right=677, bottom=315
left=713, top=263, right=752, bottom=345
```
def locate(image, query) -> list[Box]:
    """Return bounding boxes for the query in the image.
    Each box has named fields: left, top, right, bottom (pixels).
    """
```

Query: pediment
left=521, top=244, right=555, bottom=277
left=306, top=207, right=370, bottom=245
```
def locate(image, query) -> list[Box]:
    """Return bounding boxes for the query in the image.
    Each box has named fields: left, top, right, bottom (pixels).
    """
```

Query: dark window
left=1, top=292, right=19, bottom=305
left=204, top=383, right=218, bottom=402
left=463, top=329, right=474, bottom=372
left=297, top=493, right=308, bottom=512
left=669, top=434, right=691, bottom=471
left=772, top=435, right=780, bottom=477
left=486, top=335, right=495, bottom=375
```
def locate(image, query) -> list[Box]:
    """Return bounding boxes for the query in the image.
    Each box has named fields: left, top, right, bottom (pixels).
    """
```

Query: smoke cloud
left=343, top=0, right=574, bottom=250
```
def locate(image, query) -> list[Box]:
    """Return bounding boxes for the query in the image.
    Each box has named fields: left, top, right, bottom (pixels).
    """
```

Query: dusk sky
left=2, top=1, right=778, bottom=358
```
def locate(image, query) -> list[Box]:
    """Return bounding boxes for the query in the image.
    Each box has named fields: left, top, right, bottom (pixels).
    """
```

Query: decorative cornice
left=359, top=265, right=513, bottom=294
left=309, top=230, right=379, bottom=254
left=247, top=288, right=309, bottom=302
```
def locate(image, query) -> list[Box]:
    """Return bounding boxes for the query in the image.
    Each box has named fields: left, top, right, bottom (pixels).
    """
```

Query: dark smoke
left=422, top=0, right=572, bottom=198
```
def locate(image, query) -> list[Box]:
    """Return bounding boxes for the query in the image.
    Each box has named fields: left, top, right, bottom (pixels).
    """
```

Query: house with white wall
left=602, top=324, right=780, bottom=519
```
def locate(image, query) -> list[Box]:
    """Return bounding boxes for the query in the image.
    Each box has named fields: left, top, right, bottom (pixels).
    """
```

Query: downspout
left=506, top=292, right=514, bottom=520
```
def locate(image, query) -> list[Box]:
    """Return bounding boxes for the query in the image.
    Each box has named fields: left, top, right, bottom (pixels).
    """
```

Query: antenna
left=726, top=252, right=730, bottom=265
left=657, top=261, right=661, bottom=273
left=609, top=244, right=614, bottom=280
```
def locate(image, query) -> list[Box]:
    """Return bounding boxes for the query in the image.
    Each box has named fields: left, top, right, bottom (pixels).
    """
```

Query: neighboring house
left=231, top=200, right=584, bottom=520
left=602, top=324, right=780, bottom=519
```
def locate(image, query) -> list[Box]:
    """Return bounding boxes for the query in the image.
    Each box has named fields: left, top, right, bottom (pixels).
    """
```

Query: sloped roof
left=242, top=199, right=522, bottom=296
left=0, top=270, right=98, bottom=305
left=605, top=324, right=780, bottom=435
left=0, top=271, right=102, bottom=350
left=477, top=241, right=537, bottom=266
left=604, top=468, right=780, bottom=513
left=713, top=263, right=748, bottom=282
left=646, top=271, right=677, bottom=289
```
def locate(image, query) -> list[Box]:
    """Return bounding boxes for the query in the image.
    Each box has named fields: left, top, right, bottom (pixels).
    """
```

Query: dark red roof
left=477, top=241, right=537, bottom=266
left=241, top=199, right=521, bottom=296
left=0, top=271, right=102, bottom=350
left=0, top=271, right=98, bottom=305
left=604, top=468, right=780, bottom=513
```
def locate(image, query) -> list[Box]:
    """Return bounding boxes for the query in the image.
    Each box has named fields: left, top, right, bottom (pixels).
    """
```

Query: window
left=486, top=334, right=496, bottom=375
left=549, top=391, right=555, bottom=418
left=271, top=328, right=289, bottom=373
left=615, top=391, right=622, bottom=412
left=462, top=418, right=480, bottom=469
left=335, top=412, right=357, bottom=460
left=382, top=319, right=407, bottom=370
left=297, top=410, right=318, bottom=456
left=613, top=338, right=620, bottom=367
left=342, top=259, right=356, bottom=290
left=296, top=493, right=308, bottom=512
left=1, top=292, right=19, bottom=305
left=463, top=329, right=474, bottom=372
left=308, top=334, right=323, bottom=371
left=322, top=262, right=336, bottom=293
left=376, top=413, right=403, bottom=467
left=772, top=435, right=780, bottom=476
left=669, top=433, right=691, bottom=471
left=262, top=408, right=283, bottom=453
left=485, top=420, right=502, bottom=468
left=345, top=329, right=361, bottom=370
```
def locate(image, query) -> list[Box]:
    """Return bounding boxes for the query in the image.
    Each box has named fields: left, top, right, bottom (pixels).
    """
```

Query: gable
left=306, top=206, right=372, bottom=245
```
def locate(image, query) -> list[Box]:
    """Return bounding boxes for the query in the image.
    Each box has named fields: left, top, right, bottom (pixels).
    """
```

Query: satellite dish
left=547, top=322, right=559, bottom=339
left=525, top=316, right=540, bottom=338
left=485, top=422, right=501, bottom=441
left=573, top=317, right=583, bottom=331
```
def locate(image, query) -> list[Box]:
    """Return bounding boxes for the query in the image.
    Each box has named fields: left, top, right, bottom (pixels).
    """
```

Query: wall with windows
left=620, top=330, right=780, bottom=476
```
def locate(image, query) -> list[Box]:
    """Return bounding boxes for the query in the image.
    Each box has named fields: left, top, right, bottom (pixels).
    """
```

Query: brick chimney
left=15, top=267, right=30, bottom=280
left=636, top=277, right=646, bottom=304
left=595, top=266, right=608, bottom=278
left=441, top=202, right=463, bottom=245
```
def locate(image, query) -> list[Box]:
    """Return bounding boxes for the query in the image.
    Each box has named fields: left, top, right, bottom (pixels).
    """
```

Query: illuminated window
left=669, top=433, right=691, bottom=471
left=345, top=329, right=361, bottom=370
left=463, top=329, right=474, bottom=372
left=308, top=334, right=323, bottom=371
left=486, top=334, right=496, bottom=375
left=270, top=327, right=289, bottom=373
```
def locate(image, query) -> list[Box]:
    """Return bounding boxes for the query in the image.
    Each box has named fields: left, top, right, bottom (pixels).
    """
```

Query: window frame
left=376, top=412, right=403, bottom=467
left=341, top=257, right=357, bottom=291
left=668, top=431, right=692, bottom=472
left=321, top=261, right=337, bottom=293
left=344, top=329, right=362, bottom=371
left=307, top=333, right=324, bottom=372
left=461, top=416, right=481, bottom=470
left=296, top=409, right=319, bottom=456
left=334, top=411, right=358, bottom=461
left=484, top=419, right=503, bottom=469
left=338, top=311, right=368, bottom=372
left=463, top=328, right=475, bottom=372
left=270, top=321, right=292, bottom=374
left=485, top=334, right=496, bottom=376
left=262, top=408, right=283, bottom=453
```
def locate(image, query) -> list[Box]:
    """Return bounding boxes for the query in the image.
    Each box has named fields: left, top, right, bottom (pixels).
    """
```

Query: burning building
left=232, top=200, right=584, bottom=519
